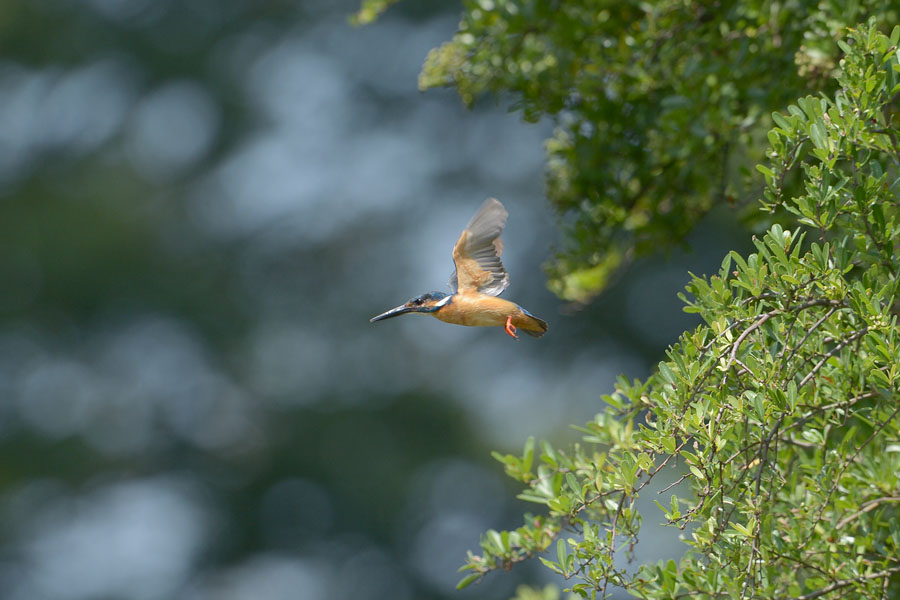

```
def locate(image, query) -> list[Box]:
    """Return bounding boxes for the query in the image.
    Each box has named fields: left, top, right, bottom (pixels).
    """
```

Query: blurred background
left=0, top=1, right=749, bottom=598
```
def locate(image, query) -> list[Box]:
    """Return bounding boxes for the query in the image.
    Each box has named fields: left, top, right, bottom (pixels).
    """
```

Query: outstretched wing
left=448, top=198, right=510, bottom=296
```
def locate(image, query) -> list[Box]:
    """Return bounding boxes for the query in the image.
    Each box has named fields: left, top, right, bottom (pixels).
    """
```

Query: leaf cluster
left=457, top=23, right=900, bottom=599
left=415, top=0, right=898, bottom=302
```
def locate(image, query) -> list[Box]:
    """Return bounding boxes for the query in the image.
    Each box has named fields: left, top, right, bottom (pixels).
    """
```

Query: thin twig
left=600, top=490, right=628, bottom=599
left=789, top=564, right=900, bottom=600
left=836, top=496, right=900, bottom=529
left=725, top=310, right=779, bottom=372
left=776, top=305, right=841, bottom=383
left=797, top=328, right=868, bottom=388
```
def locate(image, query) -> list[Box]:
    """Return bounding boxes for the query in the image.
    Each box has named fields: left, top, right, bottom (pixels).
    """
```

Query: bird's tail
left=519, top=309, right=549, bottom=338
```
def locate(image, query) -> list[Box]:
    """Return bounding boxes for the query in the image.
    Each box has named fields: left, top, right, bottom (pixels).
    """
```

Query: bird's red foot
left=504, top=316, right=518, bottom=340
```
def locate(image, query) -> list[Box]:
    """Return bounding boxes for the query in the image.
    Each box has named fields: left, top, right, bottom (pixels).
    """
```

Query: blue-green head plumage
left=369, top=291, right=452, bottom=322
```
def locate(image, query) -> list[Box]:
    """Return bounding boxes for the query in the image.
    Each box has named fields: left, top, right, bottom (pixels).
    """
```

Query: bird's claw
left=505, top=316, right=519, bottom=340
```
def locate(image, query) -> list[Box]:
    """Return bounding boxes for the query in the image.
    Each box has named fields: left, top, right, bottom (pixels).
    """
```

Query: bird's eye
left=413, top=298, right=423, bottom=305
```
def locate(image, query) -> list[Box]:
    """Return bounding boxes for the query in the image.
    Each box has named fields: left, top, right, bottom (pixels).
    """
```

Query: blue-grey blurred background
left=0, top=1, right=746, bottom=598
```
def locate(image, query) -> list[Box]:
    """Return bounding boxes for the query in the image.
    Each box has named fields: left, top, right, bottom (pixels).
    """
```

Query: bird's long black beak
left=370, top=304, right=415, bottom=322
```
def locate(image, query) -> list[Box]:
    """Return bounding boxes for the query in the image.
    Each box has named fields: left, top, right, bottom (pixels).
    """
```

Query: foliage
left=453, top=23, right=900, bottom=599
left=508, top=583, right=573, bottom=600
left=351, top=0, right=402, bottom=25
left=413, top=0, right=898, bottom=302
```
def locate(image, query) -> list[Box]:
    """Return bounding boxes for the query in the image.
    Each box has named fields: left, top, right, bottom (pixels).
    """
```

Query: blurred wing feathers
left=449, top=198, right=510, bottom=296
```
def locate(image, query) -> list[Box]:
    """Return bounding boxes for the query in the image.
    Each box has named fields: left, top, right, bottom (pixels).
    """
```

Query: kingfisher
left=370, top=198, right=548, bottom=340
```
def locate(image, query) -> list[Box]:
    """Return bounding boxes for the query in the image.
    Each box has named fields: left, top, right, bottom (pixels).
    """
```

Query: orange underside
left=432, top=293, right=543, bottom=331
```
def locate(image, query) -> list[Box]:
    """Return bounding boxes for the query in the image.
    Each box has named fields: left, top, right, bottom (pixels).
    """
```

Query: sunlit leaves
left=350, top=0, right=401, bottom=26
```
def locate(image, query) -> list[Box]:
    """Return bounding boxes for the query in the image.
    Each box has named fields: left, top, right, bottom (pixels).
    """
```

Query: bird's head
left=370, top=292, right=451, bottom=322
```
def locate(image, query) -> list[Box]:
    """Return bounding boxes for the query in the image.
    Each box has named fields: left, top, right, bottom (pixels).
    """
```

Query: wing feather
left=448, top=198, right=510, bottom=296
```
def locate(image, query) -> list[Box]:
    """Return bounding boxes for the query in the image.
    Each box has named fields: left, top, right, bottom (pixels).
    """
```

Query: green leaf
left=487, top=529, right=503, bottom=552
left=556, top=538, right=568, bottom=573
left=538, top=557, right=564, bottom=575
left=772, top=111, right=792, bottom=131
left=456, top=573, right=481, bottom=590
left=809, top=120, right=827, bottom=150
left=658, top=361, right=676, bottom=385
left=522, top=436, right=535, bottom=472
left=756, top=164, right=775, bottom=179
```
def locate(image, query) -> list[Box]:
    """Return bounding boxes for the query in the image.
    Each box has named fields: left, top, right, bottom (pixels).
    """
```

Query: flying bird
left=370, top=198, right=548, bottom=340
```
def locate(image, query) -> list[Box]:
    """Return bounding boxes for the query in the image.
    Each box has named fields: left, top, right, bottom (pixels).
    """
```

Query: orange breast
left=433, top=293, right=520, bottom=327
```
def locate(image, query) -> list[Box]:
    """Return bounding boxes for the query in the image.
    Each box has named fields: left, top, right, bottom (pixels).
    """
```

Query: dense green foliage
left=413, top=0, right=898, bottom=302
left=449, top=23, right=900, bottom=599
